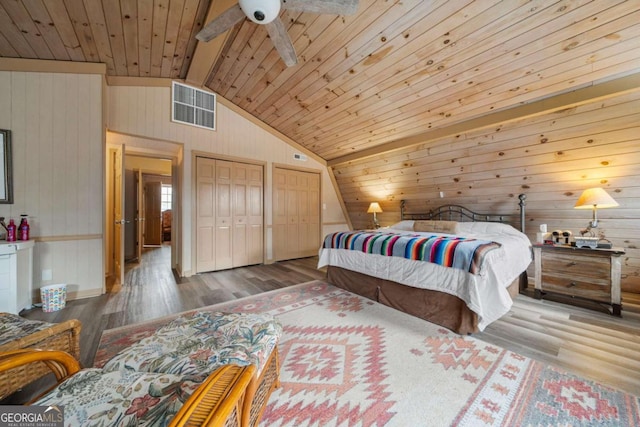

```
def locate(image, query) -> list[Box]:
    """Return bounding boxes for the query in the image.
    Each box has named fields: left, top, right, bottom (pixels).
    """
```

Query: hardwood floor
left=19, top=245, right=640, bottom=396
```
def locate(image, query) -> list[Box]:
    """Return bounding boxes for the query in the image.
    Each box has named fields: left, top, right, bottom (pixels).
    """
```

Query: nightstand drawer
left=540, top=274, right=610, bottom=302
left=540, top=251, right=610, bottom=285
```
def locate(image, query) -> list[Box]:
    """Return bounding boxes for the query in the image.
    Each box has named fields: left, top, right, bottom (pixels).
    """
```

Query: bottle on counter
left=19, top=215, right=30, bottom=241
left=6, top=219, right=16, bottom=242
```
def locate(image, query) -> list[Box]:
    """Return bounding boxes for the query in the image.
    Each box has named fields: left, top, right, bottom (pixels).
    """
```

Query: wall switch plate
left=42, top=269, right=52, bottom=281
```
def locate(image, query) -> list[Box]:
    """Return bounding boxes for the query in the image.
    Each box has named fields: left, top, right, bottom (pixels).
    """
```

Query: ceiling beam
left=327, top=72, right=640, bottom=167
left=185, top=0, right=237, bottom=88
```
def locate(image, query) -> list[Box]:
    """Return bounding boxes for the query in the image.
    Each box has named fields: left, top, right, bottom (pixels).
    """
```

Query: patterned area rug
left=96, top=281, right=640, bottom=426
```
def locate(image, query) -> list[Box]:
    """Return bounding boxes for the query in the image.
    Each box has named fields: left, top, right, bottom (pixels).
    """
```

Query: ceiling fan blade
left=196, top=4, right=246, bottom=42
left=281, top=0, right=358, bottom=15
left=265, top=18, right=298, bottom=67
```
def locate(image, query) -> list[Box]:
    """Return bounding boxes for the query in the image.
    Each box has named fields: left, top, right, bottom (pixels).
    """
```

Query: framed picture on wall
left=0, top=129, right=13, bottom=204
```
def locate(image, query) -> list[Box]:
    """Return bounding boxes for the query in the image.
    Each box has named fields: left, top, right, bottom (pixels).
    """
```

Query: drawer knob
left=568, top=262, right=577, bottom=267
left=569, top=282, right=577, bottom=287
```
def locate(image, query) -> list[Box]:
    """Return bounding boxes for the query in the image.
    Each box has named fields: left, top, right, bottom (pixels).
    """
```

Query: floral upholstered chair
left=102, top=311, right=282, bottom=427
left=0, top=349, right=254, bottom=427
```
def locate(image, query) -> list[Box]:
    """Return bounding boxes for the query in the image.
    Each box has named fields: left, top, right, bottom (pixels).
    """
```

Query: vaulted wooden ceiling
left=1, top=0, right=639, bottom=163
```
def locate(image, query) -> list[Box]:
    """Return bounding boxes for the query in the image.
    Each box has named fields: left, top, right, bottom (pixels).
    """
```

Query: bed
left=318, top=195, right=532, bottom=334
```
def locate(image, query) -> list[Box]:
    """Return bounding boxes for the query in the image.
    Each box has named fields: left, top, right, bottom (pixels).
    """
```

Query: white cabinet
left=0, top=240, right=35, bottom=314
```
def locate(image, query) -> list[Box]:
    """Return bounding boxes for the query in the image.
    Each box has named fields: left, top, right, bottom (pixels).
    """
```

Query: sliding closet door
left=273, top=168, right=321, bottom=261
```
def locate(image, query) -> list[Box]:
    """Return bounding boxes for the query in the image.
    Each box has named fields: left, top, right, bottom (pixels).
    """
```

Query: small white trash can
left=40, top=284, right=67, bottom=312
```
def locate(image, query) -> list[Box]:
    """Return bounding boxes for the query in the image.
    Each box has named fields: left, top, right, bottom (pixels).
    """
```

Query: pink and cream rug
left=96, top=281, right=640, bottom=426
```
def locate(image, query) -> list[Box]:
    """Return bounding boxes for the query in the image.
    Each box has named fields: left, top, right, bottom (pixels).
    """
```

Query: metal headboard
left=400, top=194, right=527, bottom=233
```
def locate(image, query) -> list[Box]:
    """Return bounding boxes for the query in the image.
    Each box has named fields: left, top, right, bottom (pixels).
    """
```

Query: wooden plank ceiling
left=0, top=0, right=639, bottom=163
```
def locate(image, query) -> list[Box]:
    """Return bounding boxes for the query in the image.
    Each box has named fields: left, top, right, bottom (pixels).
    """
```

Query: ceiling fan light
left=239, top=0, right=281, bottom=24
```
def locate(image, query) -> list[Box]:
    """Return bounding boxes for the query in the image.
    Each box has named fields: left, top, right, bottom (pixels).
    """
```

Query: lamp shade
left=367, top=202, right=383, bottom=213
left=574, top=188, right=619, bottom=209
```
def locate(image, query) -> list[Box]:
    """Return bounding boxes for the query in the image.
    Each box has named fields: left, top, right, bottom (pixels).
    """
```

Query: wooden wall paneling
left=334, top=94, right=639, bottom=186
left=215, top=160, right=233, bottom=269
left=333, top=90, right=640, bottom=292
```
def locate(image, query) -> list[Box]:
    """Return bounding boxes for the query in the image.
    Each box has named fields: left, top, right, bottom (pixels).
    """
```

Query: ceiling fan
left=196, top=0, right=359, bottom=67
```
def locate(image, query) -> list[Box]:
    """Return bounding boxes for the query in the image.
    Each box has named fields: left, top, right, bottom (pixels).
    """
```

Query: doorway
left=106, top=145, right=176, bottom=287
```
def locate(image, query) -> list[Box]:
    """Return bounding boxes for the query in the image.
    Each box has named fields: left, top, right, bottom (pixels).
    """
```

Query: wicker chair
left=0, top=313, right=81, bottom=399
left=0, top=349, right=255, bottom=427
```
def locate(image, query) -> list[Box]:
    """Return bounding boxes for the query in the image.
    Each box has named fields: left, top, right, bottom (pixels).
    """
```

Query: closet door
left=273, top=169, right=288, bottom=261
left=273, top=168, right=321, bottom=261
left=197, top=158, right=264, bottom=273
left=215, top=160, right=233, bottom=270
left=196, top=158, right=216, bottom=273
left=246, top=164, right=264, bottom=265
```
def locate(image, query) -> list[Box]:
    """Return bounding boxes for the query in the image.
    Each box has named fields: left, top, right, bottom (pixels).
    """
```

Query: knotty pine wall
left=107, top=84, right=348, bottom=276
left=333, top=90, right=640, bottom=293
left=0, top=70, right=104, bottom=299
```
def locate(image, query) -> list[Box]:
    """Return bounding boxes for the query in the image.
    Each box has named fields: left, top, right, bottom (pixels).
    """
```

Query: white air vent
left=293, top=153, right=308, bottom=161
left=172, top=82, right=216, bottom=130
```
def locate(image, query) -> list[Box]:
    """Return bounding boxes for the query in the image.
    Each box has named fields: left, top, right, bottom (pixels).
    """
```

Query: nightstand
left=532, top=244, right=625, bottom=316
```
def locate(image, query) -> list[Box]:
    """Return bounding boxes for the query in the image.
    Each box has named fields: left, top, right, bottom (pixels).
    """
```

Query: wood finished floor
left=20, top=245, right=640, bottom=396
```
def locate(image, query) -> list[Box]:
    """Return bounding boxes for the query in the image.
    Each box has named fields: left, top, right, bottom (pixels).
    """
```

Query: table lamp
left=367, top=202, right=383, bottom=228
left=574, top=187, right=618, bottom=230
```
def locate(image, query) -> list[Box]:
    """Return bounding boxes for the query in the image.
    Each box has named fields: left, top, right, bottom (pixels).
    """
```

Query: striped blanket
left=322, top=231, right=501, bottom=275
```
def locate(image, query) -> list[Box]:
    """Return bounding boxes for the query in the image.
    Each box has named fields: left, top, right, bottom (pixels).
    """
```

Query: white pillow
left=456, top=221, right=518, bottom=235
left=388, top=220, right=415, bottom=231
